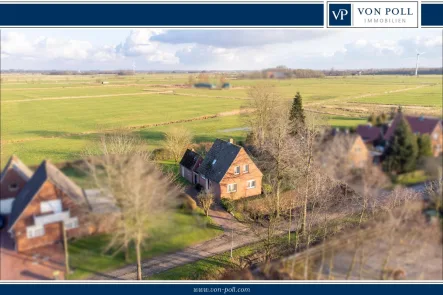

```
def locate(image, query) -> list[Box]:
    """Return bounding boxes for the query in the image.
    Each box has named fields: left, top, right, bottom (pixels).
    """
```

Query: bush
left=220, top=198, right=234, bottom=212
left=178, top=193, right=197, bottom=212
left=151, top=148, right=172, bottom=161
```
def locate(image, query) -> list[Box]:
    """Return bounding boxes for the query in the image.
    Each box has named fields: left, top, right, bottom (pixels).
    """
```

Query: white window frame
left=227, top=183, right=237, bottom=193
left=247, top=180, right=256, bottom=189
left=243, top=164, right=249, bottom=173
left=65, top=217, right=79, bottom=230
left=234, top=166, right=240, bottom=175
left=433, top=132, right=439, bottom=140
left=40, top=199, right=62, bottom=214
left=27, top=225, right=45, bottom=239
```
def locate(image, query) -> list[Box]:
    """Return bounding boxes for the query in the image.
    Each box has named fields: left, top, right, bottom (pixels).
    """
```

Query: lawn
left=1, top=94, right=244, bottom=141
left=1, top=74, right=441, bottom=166
left=1, top=113, right=368, bottom=166
left=1, top=115, right=249, bottom=165
left=68, top=210, right=222, bottom=280
left=351, top=84, right=442, bottom=107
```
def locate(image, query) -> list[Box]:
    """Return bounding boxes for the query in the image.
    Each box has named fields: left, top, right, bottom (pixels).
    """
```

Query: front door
left=206, top=179, right=210, bottom=192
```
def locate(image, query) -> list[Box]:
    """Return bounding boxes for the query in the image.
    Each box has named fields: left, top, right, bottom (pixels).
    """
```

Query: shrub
left=178, top=193, right=197, bottom=212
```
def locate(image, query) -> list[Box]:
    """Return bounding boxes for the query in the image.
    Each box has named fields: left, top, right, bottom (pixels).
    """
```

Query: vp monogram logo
left=329, top=3, right=351, bottom=26
left=332, top=9, right=349, bottom=20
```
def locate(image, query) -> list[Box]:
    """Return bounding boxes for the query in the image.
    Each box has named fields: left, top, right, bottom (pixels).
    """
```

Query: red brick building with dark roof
left=385, top=114, right=442, bottom=157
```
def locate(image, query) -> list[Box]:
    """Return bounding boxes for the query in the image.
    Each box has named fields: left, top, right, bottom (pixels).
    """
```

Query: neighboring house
left=0, top=155, right=33, bottom=215
left=321, top=132, right=370, bottom=169
left=265, top=71, right=287, bottom=79
left=356, top=124, right=384, bottom=145
left=179, top=149, right=203, bottom=184
left=7, top=160, right=86, bottom=252
left=384, top=114, right=443, bottom=157
left=180, top=139, right=263, bottom=200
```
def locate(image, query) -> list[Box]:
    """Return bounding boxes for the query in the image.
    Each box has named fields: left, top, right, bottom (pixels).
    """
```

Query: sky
left=1, top=29, right=441, bottom=71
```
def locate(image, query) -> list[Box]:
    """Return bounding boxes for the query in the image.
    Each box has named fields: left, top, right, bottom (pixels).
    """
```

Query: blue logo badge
left=329, top=3, right=352, bottom=26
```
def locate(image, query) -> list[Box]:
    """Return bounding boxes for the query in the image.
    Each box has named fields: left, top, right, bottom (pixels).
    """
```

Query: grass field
left=1, top=74, right=441, bottom=166
left=68, top=210, right=222, bottom=280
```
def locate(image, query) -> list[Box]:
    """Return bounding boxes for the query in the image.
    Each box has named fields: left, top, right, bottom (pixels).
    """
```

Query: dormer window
left=234, top=166, right=240, bottom=175
left=212, top=159, right=217, bottom=165
left=8, top=183, right=19, bottom=192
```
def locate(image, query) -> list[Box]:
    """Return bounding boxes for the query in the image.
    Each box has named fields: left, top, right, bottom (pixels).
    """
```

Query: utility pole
left=62, top=222, right=70, bottom=278
left=230, top=212, right=234, bottom=259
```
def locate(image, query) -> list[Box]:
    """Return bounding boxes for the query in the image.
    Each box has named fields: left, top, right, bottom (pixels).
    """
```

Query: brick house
left=6, top=160, right=87, bottom=252
left=321, top=132, right=370, bottom=169
left=356, top=124, right=384, bottom=146
left=0, top=155, right=33, bottom=216
left=180, top=139, right=263, bottom=200
left=384, top=114, right=443, bottom=157
left=179, top=149, right=203, bottom=185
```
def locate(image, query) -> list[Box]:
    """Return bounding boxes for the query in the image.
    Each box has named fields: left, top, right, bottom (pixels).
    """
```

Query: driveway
left=0, top=229, right=66, bottom=280
left=89, top=188, right=256, bottom=280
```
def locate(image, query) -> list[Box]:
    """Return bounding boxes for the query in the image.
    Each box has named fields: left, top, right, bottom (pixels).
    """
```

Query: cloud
left=1, top=29, right=441, bottom=70
left=152, top=30, right=330, bottom=48
left=176, top=45, right=239, bottom=66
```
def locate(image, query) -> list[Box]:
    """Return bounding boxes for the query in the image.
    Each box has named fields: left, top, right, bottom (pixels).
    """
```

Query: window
left=27, top=225, right=45, bottom=239
left=227, top=183, right=237, bottom=193
left=8, top=183, right=18, bottom=192
left=247, top=180, right=256, bottom=189
left=181, top=166, right=185, bottom=177
left=212, top=159, right=217, bottom=165
left=234, top=166, right=240, bottom=175
left=65, top=217, right=79, bottom=230
left=434, top=132, right=439, bottom=140
left=243, top=164, right=249, bottom=173
left=40, top=199, right=62, bottom=214
left=354, top=147, right=361, bottom=153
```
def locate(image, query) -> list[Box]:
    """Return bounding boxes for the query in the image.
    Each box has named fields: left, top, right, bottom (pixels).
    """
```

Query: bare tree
left=163, top=126, right=193, bottom=163
left=198, top=191, right=214, bottom=217
left=83, top=133, right=180, bottom=280
left=257, top=102, right=298, bottom=217
left=242, top=189, right=281, bottom=262
left=245, top=83, right=281, bottom=149
left=292, top=112, right=327, bottom=235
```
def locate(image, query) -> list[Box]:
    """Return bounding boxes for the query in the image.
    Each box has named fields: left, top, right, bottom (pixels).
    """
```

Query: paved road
left=88, top=183, right=431, bottom=280
left=88, top=205, right=257, bottom=280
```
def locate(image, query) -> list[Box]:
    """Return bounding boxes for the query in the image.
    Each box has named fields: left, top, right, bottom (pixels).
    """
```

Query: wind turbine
left=132, top=61, right=136, bottom=75
left=415, top=50, right=425, bottom=77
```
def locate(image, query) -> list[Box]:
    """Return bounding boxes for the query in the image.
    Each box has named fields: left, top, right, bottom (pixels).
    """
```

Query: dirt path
left=88, top=197, right=254, bottom=280
left=2, top=91, right=174, bottom=103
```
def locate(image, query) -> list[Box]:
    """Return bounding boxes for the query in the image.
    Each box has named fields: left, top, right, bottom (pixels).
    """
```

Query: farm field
left=1, top=74, right=441, bottom=166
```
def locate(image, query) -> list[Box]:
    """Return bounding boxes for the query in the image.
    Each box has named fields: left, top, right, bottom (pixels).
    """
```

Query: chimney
left=229, top=138, right=234, bottom=144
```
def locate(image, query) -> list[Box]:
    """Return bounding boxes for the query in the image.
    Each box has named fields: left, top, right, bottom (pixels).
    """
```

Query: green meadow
left=1, top=74, right=441, bottom=166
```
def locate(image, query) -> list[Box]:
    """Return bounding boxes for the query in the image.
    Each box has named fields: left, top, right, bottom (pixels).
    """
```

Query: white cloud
left=1, top=29, right=441, bottom=70
left=151, top=30, right=331, bottom=48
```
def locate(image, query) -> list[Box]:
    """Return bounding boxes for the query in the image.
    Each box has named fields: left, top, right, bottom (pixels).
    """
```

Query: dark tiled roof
left=179, top=149, right=202, bottom=170
left=196, top=139, right=241, bottom=183
left=8, top=160, right=86, bottom=231
left=385, top=114, right=441, bottom=140
left=0, top=155, right=33, bottom=183
left=356, top=125, right=383, bottom=143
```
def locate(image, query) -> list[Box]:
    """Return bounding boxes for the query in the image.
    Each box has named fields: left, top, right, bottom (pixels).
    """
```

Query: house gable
left=219, top=148, right=263, bottom=199
left=8, top=160, right=85, bottom=232
left=0, top=155, right=33, bottom=201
